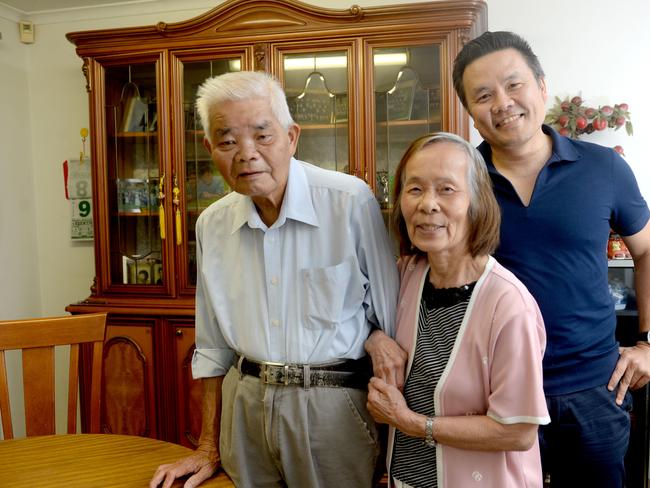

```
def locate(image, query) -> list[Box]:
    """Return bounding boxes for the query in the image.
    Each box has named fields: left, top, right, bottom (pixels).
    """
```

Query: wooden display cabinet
left=66, top=0, right=487, bottom=445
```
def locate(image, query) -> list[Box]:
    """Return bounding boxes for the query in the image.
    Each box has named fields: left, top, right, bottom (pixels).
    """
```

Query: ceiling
left=0, top=0, right=159, bottom=14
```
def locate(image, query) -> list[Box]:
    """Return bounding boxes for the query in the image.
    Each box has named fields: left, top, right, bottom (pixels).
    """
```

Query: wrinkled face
left=462, top=48, right=548, bottom=150
left=400, top=142, right=472, bottom=258
left=204, top=97, right=299, bottom=206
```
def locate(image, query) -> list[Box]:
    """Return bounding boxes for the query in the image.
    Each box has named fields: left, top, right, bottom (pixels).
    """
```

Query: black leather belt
left=235, top=354, right=371, bottom=389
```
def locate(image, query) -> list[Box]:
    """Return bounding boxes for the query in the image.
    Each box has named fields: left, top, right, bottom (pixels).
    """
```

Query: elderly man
left=150, top=71, right=399, bottom=488
left=453, top=31, right=650, bottom=487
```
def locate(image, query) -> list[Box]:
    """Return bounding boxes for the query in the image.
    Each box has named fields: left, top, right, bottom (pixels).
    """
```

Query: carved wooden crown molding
left=159, top=0, right=364, bottom=35
left=67, top=0, right=365, bottom=47
left=67, top=0, right=487, bottom=54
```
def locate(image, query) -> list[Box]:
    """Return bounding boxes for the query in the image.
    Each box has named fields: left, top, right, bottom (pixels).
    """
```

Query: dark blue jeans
left=539, top=385, right=632, bottom=488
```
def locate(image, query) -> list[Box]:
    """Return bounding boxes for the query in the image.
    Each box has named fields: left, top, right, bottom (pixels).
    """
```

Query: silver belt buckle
left=257, top=360, right=312, bottom=387
left=260, top=361, right=285, bottom=385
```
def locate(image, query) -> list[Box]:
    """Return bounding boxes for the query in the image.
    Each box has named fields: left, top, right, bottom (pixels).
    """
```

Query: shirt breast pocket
left=301, top=258, right=362, bottom=330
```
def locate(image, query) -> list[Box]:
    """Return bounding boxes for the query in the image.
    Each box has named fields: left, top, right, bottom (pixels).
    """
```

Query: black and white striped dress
left=391, top=276, right=476, bottom=488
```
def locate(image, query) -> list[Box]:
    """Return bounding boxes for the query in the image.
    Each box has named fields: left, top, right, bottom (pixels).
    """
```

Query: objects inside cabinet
left=106, top=64, right=162, bottom=286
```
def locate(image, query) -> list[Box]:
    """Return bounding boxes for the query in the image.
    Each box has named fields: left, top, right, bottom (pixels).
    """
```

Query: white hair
left=195, top=71, right=294, bottom=144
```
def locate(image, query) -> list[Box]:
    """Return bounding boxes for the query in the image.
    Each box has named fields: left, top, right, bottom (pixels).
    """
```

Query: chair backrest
left=0, top=313, right=106, bottom=439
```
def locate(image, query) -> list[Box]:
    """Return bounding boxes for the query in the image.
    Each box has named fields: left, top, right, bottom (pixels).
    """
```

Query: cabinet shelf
left=116, top=131, right=158, bottom=138
left=186, top=124, right=349, bottom=133
left=300, top=123, right=349, bottom=130
left=116, top=210, right=156, bottom=217
left=377, top=117, right=441, bottom=128
left=616, top=309, right=639, bottom=317
left=186, top=207, right=212, bottom=215
left=608, top=258, right=634, bottom=268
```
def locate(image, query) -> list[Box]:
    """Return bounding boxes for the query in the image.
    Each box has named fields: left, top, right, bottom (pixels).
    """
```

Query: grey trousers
left=220, top=366, right=380, bottom=488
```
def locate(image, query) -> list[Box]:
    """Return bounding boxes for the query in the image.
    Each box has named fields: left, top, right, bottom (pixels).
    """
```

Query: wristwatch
left=424, top=416, right=437, bottom=448
left=637, top=331, right=650, bottom=343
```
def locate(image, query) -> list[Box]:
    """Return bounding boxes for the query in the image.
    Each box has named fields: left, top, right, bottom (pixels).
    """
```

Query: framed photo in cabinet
left=117, top=179, right=149, bottom=212
left=122, top=256, right=135, bottom=284
left=147, top=112, right=158, bottom=132
left=122, top=256, right=159, bottom=284
left=291, top=93, right=334, bottom=124
left=386, top=75, right=417, bottom=121
left=121, top=95, right=149, bottom=132
left=153, top=261, right=163, bottom=285
left=335, top=94, right=348, bottom=123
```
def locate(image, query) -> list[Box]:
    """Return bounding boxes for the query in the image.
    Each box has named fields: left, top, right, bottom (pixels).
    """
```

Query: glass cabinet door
left=373, top=44, right=442, bottom=211
left=181, top=58, right=240, bottom=287
left=282, top=50, right=350, bottom=173
left=105, top=63, right=162, bottom=288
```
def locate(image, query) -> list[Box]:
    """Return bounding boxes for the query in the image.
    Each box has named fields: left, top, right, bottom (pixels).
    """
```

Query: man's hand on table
left=149, top=443, right=219, bottom=488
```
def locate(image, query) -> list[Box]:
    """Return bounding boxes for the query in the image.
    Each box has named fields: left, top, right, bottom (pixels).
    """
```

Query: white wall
left=480, top=0, right=650, bottom=200
left=0, top=12, right=40, bottom=440
left=0, top=15, right=40, bottom=319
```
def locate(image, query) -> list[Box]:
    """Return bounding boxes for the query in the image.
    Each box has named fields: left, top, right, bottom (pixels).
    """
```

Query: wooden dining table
left=0, top=433, right=234, bottom=487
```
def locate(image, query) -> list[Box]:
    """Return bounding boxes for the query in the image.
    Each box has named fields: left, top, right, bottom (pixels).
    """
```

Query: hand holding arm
left=367, top=377, right=537, bottom=452
left=366, top=376, right=411, bottom=425
left=149, top=376, right=223, bottom=488
left=365, top=330, right=408, bottom=389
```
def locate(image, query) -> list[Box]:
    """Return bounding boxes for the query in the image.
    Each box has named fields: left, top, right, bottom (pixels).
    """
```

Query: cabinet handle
left=172, top=174, right=182, bottom=246
left=158, top=173, right=166, bottom=240
left=175, top=328, right=183, bottom=336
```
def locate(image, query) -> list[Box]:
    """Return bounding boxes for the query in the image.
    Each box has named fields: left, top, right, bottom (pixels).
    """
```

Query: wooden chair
left=0, top=313, right=106, bottom=439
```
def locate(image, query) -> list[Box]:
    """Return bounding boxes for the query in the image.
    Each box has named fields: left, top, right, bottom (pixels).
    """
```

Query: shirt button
left=271, top=277, right=279, bottom=285
left=472, top=471, right=483, bottom=481
left=271, top=319, right=280, bottom=327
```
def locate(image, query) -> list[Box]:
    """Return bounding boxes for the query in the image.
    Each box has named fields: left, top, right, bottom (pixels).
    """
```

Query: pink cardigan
left=388, top=255, right=550, bottom=488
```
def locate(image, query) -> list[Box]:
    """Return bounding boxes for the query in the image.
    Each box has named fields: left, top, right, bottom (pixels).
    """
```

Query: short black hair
left=453, top=31, right=545, bottom=110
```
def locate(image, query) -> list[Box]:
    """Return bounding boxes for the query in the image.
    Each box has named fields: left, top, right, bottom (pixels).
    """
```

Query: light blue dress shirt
left=191, top=158, right=399, bottom=378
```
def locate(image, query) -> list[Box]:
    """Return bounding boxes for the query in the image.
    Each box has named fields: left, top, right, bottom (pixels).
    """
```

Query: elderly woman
left=366, top=132, right=550, bottom=488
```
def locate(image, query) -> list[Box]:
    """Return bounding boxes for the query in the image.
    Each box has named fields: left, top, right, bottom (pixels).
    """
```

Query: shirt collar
left=544, top=124, right=582, bottom=164
left=280, top=158, right=319, bottom=227
left=478, top=124, right=582, bottom=173
left=229, top=158, right=319, bottom=233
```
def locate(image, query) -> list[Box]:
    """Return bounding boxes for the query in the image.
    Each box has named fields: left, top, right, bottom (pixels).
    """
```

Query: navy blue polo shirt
left=479, top=125, right=649, bottom=395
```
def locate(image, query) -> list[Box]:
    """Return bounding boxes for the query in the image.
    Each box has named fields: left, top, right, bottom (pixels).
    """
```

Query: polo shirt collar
left=478, top=124, right=582, bottom=172
left=544, top=124, right=581, bottom=165
left=230, top=157, right=319, bottom=233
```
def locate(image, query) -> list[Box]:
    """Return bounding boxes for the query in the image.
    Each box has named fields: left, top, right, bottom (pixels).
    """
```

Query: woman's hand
left=367, top=376, right=410, bottom=428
